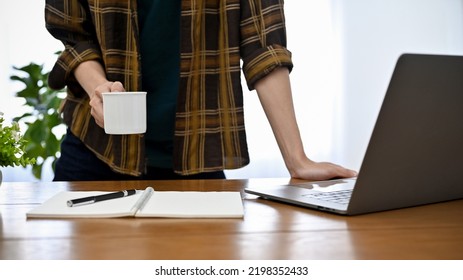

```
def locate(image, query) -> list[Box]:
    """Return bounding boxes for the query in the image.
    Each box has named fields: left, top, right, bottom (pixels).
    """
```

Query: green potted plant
left=10, top=61, right=65, bottom=179
left=0, top=112, right=36, bottom=183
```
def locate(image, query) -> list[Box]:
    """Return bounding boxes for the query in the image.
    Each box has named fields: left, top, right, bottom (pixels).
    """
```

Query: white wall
left=1, top=1, right=62, bottom=181
left=228, top=0, right=463, bottom=178
left=333, top=0, right=463, bottom=170
left=2, top=0, right=463, bottom=181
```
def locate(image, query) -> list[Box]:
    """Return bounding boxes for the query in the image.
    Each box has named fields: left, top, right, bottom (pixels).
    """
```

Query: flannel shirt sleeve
left=45, top=0, right=103, bottom=91
left=240, top=0, right=293, bottom=90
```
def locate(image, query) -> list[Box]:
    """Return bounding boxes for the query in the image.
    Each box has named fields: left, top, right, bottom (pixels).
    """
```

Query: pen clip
left=130, top=186, right=154, bottom=214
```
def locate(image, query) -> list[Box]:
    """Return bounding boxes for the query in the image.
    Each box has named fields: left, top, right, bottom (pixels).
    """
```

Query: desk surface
left=1, top=178, right=462, bottom=260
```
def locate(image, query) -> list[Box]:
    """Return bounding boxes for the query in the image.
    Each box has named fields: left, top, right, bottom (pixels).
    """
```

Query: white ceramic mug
left=102, top=91, right=147, bottom=134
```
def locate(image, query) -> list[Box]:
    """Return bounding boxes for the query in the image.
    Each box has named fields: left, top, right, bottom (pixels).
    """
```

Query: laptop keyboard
left=303, top=189, right=353, bottom=205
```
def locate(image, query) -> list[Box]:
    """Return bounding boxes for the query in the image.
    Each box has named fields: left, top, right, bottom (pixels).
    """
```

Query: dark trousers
left=54, top=130, right=226, bottom=181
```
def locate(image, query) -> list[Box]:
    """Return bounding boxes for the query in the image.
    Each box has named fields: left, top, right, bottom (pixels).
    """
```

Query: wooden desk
left=1, top=178, right=462, bottom=260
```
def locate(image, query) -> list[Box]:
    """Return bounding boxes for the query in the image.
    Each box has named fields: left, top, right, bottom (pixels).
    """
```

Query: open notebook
left=27, top=187, right=244, bottom=219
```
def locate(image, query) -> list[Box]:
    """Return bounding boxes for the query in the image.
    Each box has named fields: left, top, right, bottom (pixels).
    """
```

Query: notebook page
left=136, top=191, right=244, bottom=218
left=26, top=191, right=143, bottom=218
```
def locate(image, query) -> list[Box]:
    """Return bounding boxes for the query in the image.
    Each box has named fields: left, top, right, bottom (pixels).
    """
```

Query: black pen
left=67, top=190, right=138, bottom=207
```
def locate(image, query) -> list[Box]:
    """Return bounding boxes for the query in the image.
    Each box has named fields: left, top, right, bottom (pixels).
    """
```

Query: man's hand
left=287, top=157, right=357, bottom=181
left=89, top=81, right=125, bottom=128
left=255, top=67, right=357, bottom=180
left=74, top=60, right=125, bottom=129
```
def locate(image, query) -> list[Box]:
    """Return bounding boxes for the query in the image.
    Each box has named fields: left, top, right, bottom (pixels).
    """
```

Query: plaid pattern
left=45, top=0, right=293, bottom=176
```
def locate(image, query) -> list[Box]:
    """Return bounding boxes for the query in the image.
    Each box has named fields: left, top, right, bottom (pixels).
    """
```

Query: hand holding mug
left=89, top=81, right=125, bottom=128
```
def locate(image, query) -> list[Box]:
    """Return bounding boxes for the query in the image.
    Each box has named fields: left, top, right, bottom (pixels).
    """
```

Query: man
left=45, top=0, right=356, bottom=181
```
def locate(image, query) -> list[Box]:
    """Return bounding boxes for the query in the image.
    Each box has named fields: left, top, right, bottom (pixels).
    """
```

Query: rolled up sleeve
left=240, top=0, right=293, bottom=90
left=45, top=0, right=103, bottom=90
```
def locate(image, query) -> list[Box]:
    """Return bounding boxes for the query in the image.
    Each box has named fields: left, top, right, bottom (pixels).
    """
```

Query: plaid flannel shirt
left=45, top=0, right=293, bottom=176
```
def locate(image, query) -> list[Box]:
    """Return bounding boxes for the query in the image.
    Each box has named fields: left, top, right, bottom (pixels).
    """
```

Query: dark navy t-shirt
left=137, top=0, right=181, bottom=168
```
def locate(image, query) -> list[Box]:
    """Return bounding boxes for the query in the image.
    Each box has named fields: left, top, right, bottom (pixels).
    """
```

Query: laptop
left=245, top=53, right=463, bottom=215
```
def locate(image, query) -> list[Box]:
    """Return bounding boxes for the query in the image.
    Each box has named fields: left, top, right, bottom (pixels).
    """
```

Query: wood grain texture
left=1, top=179, right=462, bottom=260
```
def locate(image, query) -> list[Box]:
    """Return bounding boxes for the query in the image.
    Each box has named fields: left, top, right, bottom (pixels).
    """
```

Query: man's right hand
left=89, top=81, right=125, bottom=128
left=74, top=60, right=125, bottom=129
